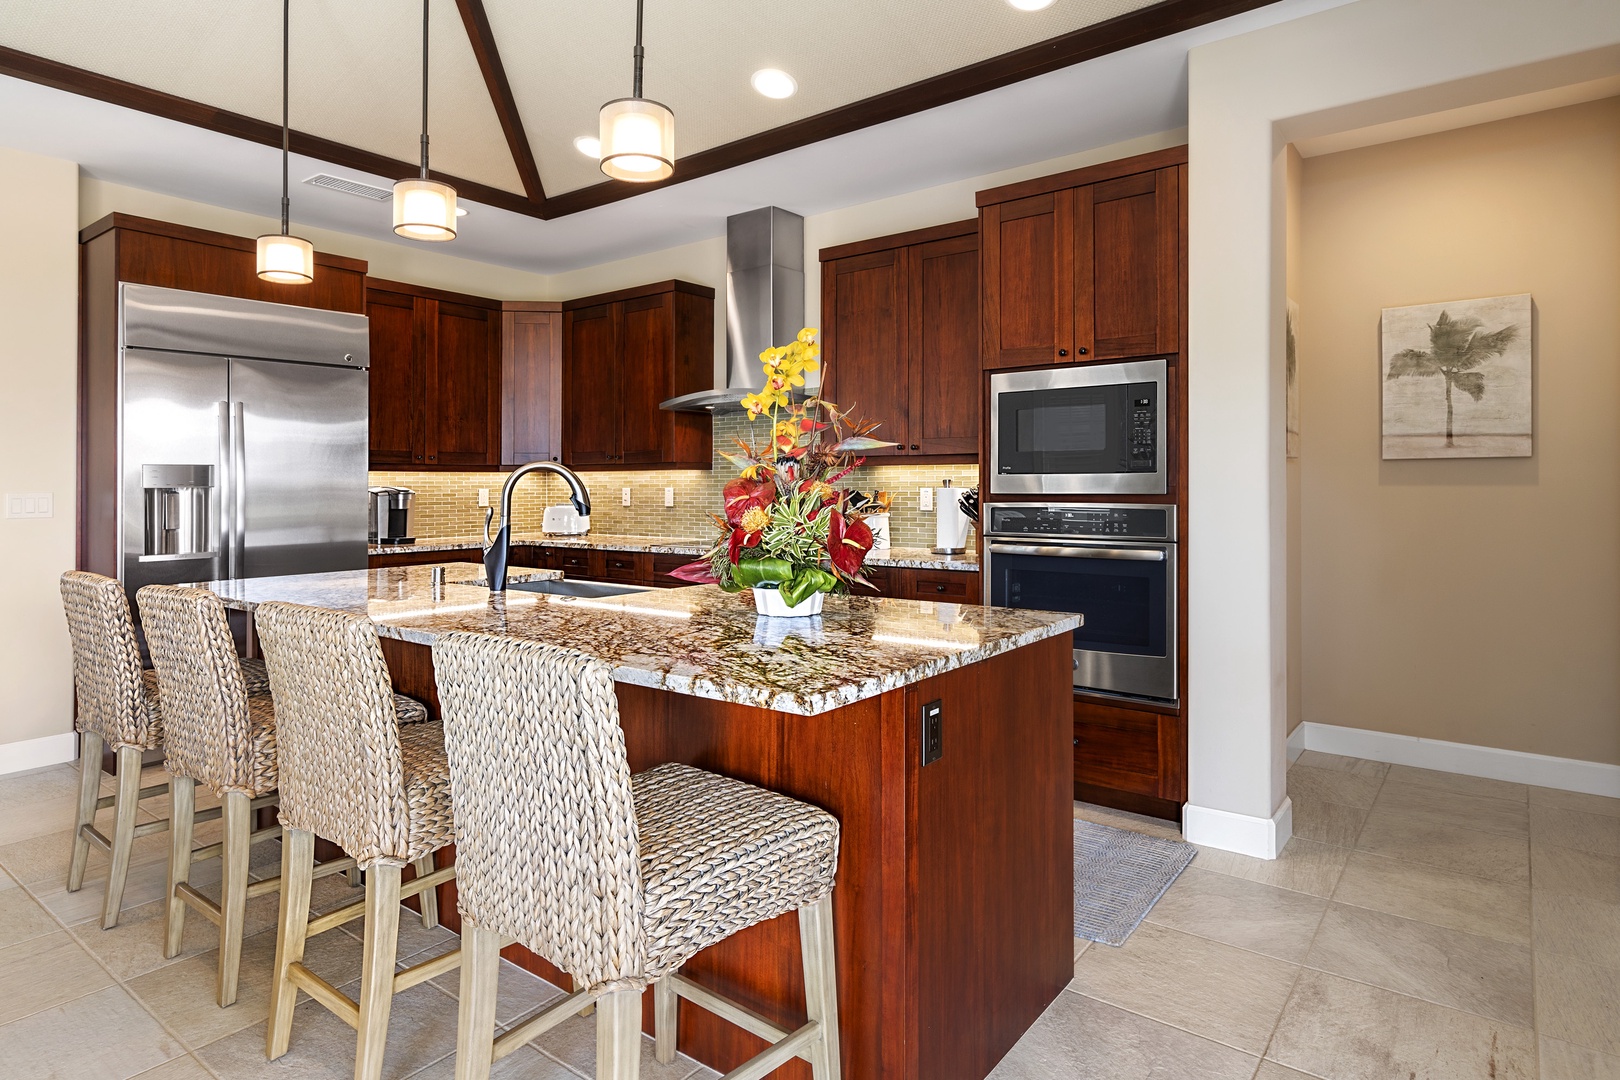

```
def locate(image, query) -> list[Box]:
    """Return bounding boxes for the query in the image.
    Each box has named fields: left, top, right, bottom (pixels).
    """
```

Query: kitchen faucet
left=482, top=461, right=592, bottom=592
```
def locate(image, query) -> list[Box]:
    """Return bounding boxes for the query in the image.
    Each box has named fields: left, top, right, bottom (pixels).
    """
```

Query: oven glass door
left=987, top=541, right=1176, bottom=701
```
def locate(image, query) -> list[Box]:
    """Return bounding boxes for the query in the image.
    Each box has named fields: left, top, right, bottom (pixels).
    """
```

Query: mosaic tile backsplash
left=372, top=412, right=978, bottom=550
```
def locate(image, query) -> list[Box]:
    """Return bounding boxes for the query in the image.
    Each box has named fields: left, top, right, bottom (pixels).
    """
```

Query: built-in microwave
left=989, top=359, right=1168, bottom=495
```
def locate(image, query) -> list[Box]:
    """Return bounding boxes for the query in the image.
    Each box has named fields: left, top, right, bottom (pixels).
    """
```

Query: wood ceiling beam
left=0, top=44, right=544, bottom=221
left=542, top=0, right=1281, bottom=217
left=455, top=0, right=547, bottom=205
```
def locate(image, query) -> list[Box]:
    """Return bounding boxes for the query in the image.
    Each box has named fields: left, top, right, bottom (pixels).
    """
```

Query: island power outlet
left=921, top=700, right=943, bottom=766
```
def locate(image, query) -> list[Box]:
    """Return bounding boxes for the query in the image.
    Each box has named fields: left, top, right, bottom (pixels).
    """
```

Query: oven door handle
left=987, top=542, right=1168, bottom=562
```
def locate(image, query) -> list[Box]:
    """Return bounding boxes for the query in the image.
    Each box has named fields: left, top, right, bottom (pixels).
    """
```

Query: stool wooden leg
left=798, top=895, right=842, bottom=1080
left=101, top=744, right=144, bottom=929
left=596, top=990, right=641, bottom=1080
left=347, top=865, right=362, bottom=888
left=413, top=854, right=439, bottom=929
left=164, top=776, right=196, bottom=958
left=268, top=827, right=314, bottom=1061
left=217, top=790, right=252, bottom=1007
left=68, top=731, right=103, bottom=893
left=454, top=923, right=501, bottom=1080
left=354, top=864, right=402, bottom=1080
left=652, top=976, right=677, bottom=1064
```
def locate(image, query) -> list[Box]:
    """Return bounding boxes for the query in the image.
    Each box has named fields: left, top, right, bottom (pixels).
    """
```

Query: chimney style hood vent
left=660, top=206, right=805, bottom=412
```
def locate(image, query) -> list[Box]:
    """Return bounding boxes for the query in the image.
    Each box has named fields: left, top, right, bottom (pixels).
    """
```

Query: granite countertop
left=372, top=532, right=980, bottom=572
left=204, top=563, right=1074, bottom=716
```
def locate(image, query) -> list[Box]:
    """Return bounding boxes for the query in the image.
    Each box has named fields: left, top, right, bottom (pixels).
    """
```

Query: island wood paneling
left=373, top=631, right=1072, bottom=1080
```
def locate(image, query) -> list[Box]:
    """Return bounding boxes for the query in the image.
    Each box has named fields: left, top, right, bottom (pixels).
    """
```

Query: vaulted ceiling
left=0, top=0, right=1267, bottom=220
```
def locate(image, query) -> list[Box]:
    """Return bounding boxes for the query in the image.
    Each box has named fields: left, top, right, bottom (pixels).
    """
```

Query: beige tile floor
left=1, top=753, right=1616, bottom=1078
left=986, top=750, right=1620, bottom=1080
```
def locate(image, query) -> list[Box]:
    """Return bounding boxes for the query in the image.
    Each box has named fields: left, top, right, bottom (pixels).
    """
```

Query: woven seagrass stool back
left=59, top=570, right=169, bottom=928
left=138, top=584, right=287, bottom=1006
left=433, top=630, right=845, bottom=1080
left=254, top=600, right=458, bottom=1080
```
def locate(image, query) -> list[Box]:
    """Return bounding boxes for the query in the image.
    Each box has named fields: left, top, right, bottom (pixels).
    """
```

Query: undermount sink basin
left=506, top=577, right=654, bottom=599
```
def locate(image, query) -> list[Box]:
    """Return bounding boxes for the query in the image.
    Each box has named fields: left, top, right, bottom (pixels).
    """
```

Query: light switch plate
left=664, top=487, right=675, bottom=507
left=4, top=493, right=52, bottom=519
left=621, top=487, right=632, bottom=506
left=477, top=488, right=490, bottom=508
left=919, top=488, right=934, bottom=512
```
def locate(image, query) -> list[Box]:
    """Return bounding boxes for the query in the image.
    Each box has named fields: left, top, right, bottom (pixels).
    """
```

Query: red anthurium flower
left=826, top=511, right=875, bottom=577
left=722, top=477, right=774, bottom=526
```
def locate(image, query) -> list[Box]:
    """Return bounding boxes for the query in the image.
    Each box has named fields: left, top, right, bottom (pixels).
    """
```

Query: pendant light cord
left=420, top=0, right=431, bottom=178
left=632, top=0, right=645, bottom=99
left=279, top=0, right=290, bottom=236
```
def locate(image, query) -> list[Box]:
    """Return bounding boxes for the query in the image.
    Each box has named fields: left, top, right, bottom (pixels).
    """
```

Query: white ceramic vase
left=752, top=586, right=825, bottom=618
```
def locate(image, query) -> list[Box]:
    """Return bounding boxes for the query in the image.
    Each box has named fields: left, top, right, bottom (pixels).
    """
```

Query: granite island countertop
left=371, top=532, right=980, bottom=572
left=203, top=563, right=1074, bottom=716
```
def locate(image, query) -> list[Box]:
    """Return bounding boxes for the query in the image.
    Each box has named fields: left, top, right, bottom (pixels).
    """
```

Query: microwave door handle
left=988, top=542, right=1167, bottom=562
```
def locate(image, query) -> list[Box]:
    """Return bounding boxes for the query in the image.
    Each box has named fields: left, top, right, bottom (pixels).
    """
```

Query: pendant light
left=598, top=0, right=674, bottom=182
left=256, top=0, right=314, bottom=284
left=393, top=0, right=457, bottom=241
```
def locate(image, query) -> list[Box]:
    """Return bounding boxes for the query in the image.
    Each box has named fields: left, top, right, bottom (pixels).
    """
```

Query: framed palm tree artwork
left=1381, top=293, right=1532, bottom=459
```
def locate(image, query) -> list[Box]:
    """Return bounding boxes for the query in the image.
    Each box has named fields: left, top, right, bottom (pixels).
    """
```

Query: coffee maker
left=368, top=487, right=416, bottom=545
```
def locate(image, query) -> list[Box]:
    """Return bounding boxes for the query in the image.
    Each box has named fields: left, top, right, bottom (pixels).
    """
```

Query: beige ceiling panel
left=0, top=0, right=524, bottom=194
left=487, top=0, right=1166, bottom=195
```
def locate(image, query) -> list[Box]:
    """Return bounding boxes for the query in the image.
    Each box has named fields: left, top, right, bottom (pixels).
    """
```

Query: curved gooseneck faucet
left=483, top=461, right=592, bottom=592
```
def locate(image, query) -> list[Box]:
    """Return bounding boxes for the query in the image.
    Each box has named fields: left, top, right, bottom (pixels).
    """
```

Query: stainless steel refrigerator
left=118, top=283, right=370, bottom=597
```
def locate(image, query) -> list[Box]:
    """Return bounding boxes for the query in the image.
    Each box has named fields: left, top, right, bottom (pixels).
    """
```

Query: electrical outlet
left=4, top=493, right=52, bottom=519
left=921, top=700, right=943, bottom=765
left=919, top=488, right=934, bottom=512
left=621, top=487, right=632, bottom=506
left=477, top=488, right=490, bottom=508
left=664, top=486, right=675, bottom=507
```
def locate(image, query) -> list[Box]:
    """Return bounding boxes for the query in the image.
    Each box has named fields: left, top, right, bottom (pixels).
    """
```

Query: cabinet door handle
left=1078, top=347, right=1088, bottom=355
left=911, top=444, right=919, bottom=450
left=1058, top=348, right=1068, bottom=357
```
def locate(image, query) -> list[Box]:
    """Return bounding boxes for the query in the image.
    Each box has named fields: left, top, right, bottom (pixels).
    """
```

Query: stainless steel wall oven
left=982, top=502, right=1177, bottom=704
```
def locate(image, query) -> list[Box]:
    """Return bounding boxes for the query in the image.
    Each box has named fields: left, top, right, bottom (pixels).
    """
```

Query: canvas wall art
left=1381, top=293, right=1532, bottom=459
left=1286, top=298, right=1300, bottom=459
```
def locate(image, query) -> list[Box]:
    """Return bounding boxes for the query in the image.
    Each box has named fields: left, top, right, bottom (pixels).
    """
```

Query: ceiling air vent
left=303, top=173, right=392, bottom=201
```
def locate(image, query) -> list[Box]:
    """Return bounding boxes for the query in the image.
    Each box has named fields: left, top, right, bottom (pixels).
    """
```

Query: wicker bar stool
left=432, top=631, right=843, bottom=1080
left=59, top=570, right=181, bottom=929
left=254, top=601, right=459, bottom=1080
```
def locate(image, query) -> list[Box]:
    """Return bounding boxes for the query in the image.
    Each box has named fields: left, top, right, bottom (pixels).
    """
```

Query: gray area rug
left=1073, top=820, right=1196, bottom=946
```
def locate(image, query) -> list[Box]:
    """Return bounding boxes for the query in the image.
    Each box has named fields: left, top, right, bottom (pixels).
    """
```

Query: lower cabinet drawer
left=911, top=570, right=981, bottom=603
left=1073, top=699, right=1187, bottom=806
left=601, top=552, right=642, bottom=583
left=553, top=549, right=593, bottom=575
left=860, top=566, right=898, bottom=598
left=649, top=553, right=695, bottom=587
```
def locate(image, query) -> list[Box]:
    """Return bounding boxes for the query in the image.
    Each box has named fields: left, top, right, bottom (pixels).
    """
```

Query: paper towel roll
left=933, top=487, right=970, bottom=553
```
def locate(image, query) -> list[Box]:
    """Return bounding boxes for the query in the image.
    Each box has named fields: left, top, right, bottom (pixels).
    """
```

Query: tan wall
left=1298, top=98, right=1620, bottom=766
left=0, top=147, right=80, bottom=759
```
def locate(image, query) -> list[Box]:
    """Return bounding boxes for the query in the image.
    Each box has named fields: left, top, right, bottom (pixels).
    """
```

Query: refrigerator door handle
left=232, top=401, right=246, bottom=579
left=217, top=400, right=233, bottom=578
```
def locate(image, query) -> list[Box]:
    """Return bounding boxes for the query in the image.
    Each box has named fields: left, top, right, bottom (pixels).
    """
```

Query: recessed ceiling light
left=750, top=68, right=797, bottom=100
left=1007, top=0, right=1055, bottom=9
left=455, top=206, right=468, bottom=217
left=574, top=135, right=601, bottom=158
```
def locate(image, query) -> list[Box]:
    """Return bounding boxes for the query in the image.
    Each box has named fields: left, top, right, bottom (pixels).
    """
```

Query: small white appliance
left=865, top=513, right=892, bottom=550
left=542, top=505, right=591, bottom=534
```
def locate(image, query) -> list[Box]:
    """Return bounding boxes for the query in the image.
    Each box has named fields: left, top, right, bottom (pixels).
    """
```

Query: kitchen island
left=204, top=564, right=1079, bottom=1080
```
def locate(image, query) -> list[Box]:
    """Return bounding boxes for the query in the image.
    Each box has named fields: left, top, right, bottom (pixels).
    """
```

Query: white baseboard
left=1286, top=724, right=1306, bottom=764
left=1183, top=796, right=1293, bottom=860
left=1298, top=722, right=1620, bottom=799
left=0, top=731, right=78, bottom=777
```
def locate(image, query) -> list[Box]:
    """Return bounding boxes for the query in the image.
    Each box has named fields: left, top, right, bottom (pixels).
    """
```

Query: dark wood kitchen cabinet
left=979, top=145, right=1183, bottom=370
left=819, top=220, right=980, bottom=459
left=366, top=279, right=500, bottom=468
left=561, top=280, right=712, bottom=469
left=501, top=301, right=563, bottom=466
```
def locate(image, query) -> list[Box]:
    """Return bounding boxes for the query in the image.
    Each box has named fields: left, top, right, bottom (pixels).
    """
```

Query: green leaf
left=733, top=557, right=793, bottom=586
left=781, top=567, right=837, bottom=608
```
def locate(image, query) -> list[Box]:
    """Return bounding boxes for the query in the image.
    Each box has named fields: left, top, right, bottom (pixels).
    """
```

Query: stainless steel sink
left=506, top=577, right=654, bottom=599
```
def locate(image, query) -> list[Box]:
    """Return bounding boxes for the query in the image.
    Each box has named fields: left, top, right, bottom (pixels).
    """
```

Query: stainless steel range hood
left=660, top=206, right=805, bottom=412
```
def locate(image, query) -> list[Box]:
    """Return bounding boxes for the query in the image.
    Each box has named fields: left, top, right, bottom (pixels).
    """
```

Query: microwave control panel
left=985, top=503, right=1176, bottom=542
left=1128, top=383, right=1158, bottom=472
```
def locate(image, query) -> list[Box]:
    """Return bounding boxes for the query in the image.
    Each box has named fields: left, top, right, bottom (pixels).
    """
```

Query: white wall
left=0, top=146, right=80, bottom=772
left=1184, top=0, right=1620, bottom=856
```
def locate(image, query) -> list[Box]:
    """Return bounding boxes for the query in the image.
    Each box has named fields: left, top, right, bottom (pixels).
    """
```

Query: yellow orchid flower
left=796, top=327, right=818, bottom=344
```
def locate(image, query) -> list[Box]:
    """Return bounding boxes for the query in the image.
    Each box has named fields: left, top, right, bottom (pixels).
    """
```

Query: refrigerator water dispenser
left=141, top=464, right=214, bottom=558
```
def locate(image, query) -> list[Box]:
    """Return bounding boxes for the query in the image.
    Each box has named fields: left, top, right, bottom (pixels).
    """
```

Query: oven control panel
left=984, top=503, right=1176, bottom=542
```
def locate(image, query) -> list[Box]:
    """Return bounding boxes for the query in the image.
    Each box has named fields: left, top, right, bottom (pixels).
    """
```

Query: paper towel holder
left=931, top=479, right=971, bottom=555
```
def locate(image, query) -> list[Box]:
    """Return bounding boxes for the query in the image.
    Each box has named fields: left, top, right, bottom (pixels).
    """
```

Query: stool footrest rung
left=175, top=883, right=223, bottom=926
left=288, top=961, right=360, bottom=1029
left=492, top=990, right=591, bottom=1062
left=400, top=862, right=456, bottom=899
left=391, top=947, right=461, bottom=993
left=717, top=1020, right=821, bottom=1080
left=305, top=897, right=366, bottom=938
left=670, top=973, right=791, bottom=1045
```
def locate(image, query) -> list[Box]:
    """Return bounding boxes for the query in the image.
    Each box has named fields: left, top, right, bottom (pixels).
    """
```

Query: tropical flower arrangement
left=671, top=328, right=895, bottom=615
